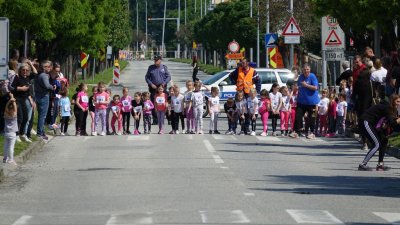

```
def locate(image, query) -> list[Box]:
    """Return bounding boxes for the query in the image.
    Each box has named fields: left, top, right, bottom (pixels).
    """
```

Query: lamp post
left=162, top=0, right=167, bottom=55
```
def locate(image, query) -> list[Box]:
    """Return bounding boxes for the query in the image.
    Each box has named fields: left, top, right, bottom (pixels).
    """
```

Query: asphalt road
left=0, top=60, right=399, bottom=225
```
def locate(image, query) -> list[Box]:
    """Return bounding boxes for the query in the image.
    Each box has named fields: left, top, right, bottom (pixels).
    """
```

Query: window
left=278, top=72, right=294, bottom=83
left=259, top=71, right=277, bottom=84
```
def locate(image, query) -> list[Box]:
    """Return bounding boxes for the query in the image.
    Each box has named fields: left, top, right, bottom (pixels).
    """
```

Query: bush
left=169, top=58, right=224, bottom=75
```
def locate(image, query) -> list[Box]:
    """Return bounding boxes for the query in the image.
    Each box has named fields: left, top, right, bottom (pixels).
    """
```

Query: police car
left=181, top=68, right=294, bottom=117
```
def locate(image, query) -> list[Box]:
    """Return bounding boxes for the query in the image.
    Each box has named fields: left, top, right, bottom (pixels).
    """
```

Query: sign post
left=0, top=18, right=9, bottom=80
left=321, top=16, right=345, bottom=89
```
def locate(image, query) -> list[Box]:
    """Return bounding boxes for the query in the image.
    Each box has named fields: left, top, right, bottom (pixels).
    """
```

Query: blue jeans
left=51, top=97, right=59, bottom=125
left=24, top=98, right=33, bottom=135
left=36, top=95, right=49, bottom=136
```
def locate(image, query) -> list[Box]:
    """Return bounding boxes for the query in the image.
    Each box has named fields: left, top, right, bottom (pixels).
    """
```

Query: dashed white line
left=127, top=136, right=150, bottom=141
left=287, top=209, right=343, bottom=224
left=243, top=192, right=255, bottom=196
left=256, top=136, right=281, bottom=142
left=373, top=212, right=400, bottom=224
left=220, top=166, right=229, bottom=169
left=12, top=215, right=32, bottom=225
left=106, top=215, right=118, bottom=225
left=203, top=140, right=216, bottom=153
left=231, top=210, right=251, bottom=223
left=231, top=136, right=237, bottom=140
left=212, top=155, right=224, bottom=164
left=199, top=211, right=208, bottom=223
left=212, top=135, right=225, bottom=140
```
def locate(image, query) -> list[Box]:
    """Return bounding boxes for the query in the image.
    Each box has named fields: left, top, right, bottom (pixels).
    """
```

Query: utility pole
left=178, top=0, right=181, bottom=58
left=136, top=0, right=139, bottom=53
left=195, top=0, right=197, bottom=13
left=145, top=0, right=148, bottom=48
left=257, top=0, right=260, bottom=67
left=289, top=0, right=294, bottom=69
left=250, top=0, right=253, bottom=63
left=200, top=0, right=203, bottom=18
left=266, top=0, right=270, bottom=68
left=184, top=0, right=187, bottom=25
left=162, top=0, right=167, bottom=55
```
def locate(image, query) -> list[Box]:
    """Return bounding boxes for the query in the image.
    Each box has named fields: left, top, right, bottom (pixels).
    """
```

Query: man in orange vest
left=229, top=58, right=261, bottom=96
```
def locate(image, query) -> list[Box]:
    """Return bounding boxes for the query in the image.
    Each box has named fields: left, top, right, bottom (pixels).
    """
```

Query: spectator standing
left=371, top=59, right=387, bottom=85
left=290, top=63, right=319, bottom=139
left=34, top=61, right=55, bottom=140
left=145, top=55, right=171, bottom=125
left=192, top=56, right=199, bottom=82
left=229, top=58, right=261, bottom=96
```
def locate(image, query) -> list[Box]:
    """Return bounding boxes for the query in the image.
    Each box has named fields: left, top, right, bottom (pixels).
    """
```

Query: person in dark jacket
left=336, top=60, right=352, bottom=86
left=358, top=94, right=400, bottom=171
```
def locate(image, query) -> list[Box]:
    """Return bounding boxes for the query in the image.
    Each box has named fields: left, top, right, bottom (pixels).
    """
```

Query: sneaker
left=176, top=130, right=180, bottom=134
left=16, top=136, right=22, bottom=143
left=225, top=130, right=232, bottom=135
left=358, top=164, right=372, bottom=171
left=100, top=132, right=106, bottom=136
left=272, top=131, right=277, bottom=136
left=260, top=132, right=267, bottom=136
left=362, top=143, right=369, bottom=151
left=3, top=157, right=7, bottom=163
left=41, top=135, right=49, bottom=141
left=238, top=131, right=244, bottom=135
left=198, top=130, right=203, bottom=134
left=106, top=131, right=113, bottom=135
left=48, top=125, right=54, bottom=130
left=92, top=132, right=97, bottom=136
left=20, top=135, right=32, bottom=143
left=81, top=132, right=88, bottom=136
left=7, top=160, right=17, bottom=166
left=31, top=129, right=37, bottom=135
left=133, top=130, right=139, bottom=135
left=117, top=132, right=122, bottom=136
left=213, top=130, right=221, bottom=134
left=76, top=131, right=81, bottom=136
left=306, top=133, right=316, bottom=139
left=126, top=131, right=131, bottom=134
left=158, top=129, right=164, bottom=134
left=169, top=131, right=174, bottom=134
left=52, top=124, right=59, bottom=129
left=60, top=132, right=65, bottom=136
left=250, top=131, right=256, bottom=136
left=182, top=130, right=187, bottom=134
left=376, top=165, right=391, bottom=171
left=289, top=132, right=299, bottom=138
left=190, top=130, right=195, bottom=134
left=209, top=130, right=213, bottom=134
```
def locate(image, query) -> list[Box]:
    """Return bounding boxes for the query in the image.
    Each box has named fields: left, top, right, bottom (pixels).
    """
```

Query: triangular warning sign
left=282, top=17, right=303, bottom=36
left=325, top=30, right=342, bottom=45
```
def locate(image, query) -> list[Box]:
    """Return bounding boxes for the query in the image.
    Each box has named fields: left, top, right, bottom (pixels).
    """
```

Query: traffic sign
left=325, top=50, right=345, bottom=61
left=228, top=40, right=240, bottom=53
left=284, top=36, right=300, bottom=44
left=282, top=17, right=302, bottom=36
left=0, top=18, right=9, bottom=67
left=265, top=33, right=278, bottom=48
left=322, top=16, right=345, bottom=51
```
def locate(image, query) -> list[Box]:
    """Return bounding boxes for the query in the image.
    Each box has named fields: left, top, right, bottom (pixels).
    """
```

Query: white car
left=181, top=68, right=294, bottom=117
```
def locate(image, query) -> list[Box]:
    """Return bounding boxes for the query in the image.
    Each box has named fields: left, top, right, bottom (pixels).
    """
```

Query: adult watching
left=290, top=63, right=319, bottom=139
left=34, top=60, right=55, bottom=140
left=229, top=58, right=261, bottom=96
left=145, top=55, right=171, bottom=124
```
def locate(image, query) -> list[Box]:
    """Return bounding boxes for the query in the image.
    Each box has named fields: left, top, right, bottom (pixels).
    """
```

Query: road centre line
left=12, top=215, right=32, bottom=225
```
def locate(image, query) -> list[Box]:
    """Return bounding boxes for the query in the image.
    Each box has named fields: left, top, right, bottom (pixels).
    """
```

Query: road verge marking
left=286, top=209, right=343, bottom=224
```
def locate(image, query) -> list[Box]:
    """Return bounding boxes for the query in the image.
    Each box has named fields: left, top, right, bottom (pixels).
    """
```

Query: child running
left=279, top=86, right=291, bottom=136
left=131, top=92, right=144, bottom=135
left=154, top=85, right=168, bottom=134
left=247, top=88, right=259, bottom=136
left=224, top=98, right=237, bottom=135
left=121, top=87, right=133, bottom=134
left=93, top=82, right=110, bottom=136
left=184, top=80, right=195, bottom=134
left=110, top=94, right=123, bottom=135
left=142, top=92, right=154, bottom=134
left=317, top=89, right=329, bottom=137
left=3, top=95, right=18, bottom=166
left=170, top=85, right=185, bottom=134
left=208, top=87, right=221, bottom=134
left=258, top=89, right=271, bottom=136
left=58, top=89, right=71, bottom=136
left=269, top=83, right=282, bottom=136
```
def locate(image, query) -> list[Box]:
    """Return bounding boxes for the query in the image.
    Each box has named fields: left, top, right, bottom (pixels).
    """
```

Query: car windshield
left=202, top=71, right=230, bottom=85
left=278, top=72, right=294, bottom=83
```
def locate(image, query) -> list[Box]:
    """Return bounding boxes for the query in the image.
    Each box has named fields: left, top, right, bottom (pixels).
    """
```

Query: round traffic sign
left=228, top=41, right=240, bottom=53
left=326, top=16, right=338, bottom=27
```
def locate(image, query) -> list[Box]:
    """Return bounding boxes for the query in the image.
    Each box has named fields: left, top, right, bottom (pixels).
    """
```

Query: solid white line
left=199, top=211, right=208, bottom=223
left=12, top=215, right=33, bottom=225
left=373, top=212, right=400, bottom=224
left=127, top=136, right=150, bottom=141
left=231, top=210, right=251, bottom=223
left=212, top=135, right=225, bottom=140
left=105, top=215, right=117, bottom=225
left=203, top=140, right=216, bottom=153
left=286, top=210, right=343, bottom=224
left=136, top=216, right=153, bottom=224
left=243, top=192, right=255, bottom=196
left=301, top=138, right=324, bottom=143
left=212, top=155, right=224, bottom=164
left=220, top=166, right=229, bottom=169
left=256, top=136, right=282, bottom=142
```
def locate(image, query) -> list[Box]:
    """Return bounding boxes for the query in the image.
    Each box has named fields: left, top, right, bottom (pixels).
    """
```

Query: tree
left=108, top=0, right=132, bottom=51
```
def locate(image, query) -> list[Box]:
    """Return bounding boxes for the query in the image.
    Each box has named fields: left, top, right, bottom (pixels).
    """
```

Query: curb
left=0, top=138, right=48, bottom=183
left=350, top=131, right=400, bottom=160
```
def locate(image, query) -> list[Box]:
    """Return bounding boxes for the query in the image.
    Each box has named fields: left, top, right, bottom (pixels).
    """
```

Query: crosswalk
left=3, top=210, right=400, bottom=224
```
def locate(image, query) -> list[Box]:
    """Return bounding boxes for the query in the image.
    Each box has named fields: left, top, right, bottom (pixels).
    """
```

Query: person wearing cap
left=145, top=55, right=171, bottom=124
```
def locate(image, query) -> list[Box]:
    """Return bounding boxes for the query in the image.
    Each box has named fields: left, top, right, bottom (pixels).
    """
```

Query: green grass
left=0, top=61, right=129, bottom=157
left=168, top=58, right=224, bottom=75
left=389, top=135, right=400, bottom=147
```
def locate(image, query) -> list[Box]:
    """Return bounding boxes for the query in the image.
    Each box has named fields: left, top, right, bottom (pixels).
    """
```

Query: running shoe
left=209, top=130, right=213, bottom=134
left=92, top=132, right=97, bottom=136
left=260, top=132, right=267, bottom=136
left=3, top=157, right=7, bottom=163
left=362, top=143, right=369, bottom=151
left=7, top=160, right=17, bottom=166
left=307, top=133, right=316, bottom=139
left=213, top=130, right=221, bottom=134
left=376, top=165, right=391, bottom=171
left=358, top=164, right=372, bottom=171
left=100, top=132, right=106, bottom=136
left=250, top=131, right=256, bottom=136
left=289, top=132, right=299, bottom=138
left=175, top=130, right=180, bottom=134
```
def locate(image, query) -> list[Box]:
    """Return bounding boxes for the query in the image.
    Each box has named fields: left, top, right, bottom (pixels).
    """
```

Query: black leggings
left=122, top=112, right=131, bottom=132
left=270, top=113, right=279, bottom=132
left=294, top=104, right=316, bottom=134
left=250, top=114, right=258, bottom=132
left=134, top=115, right=141, bottom=130
left=60, top=116, right=70, bottom=133
left=75, top=108, right=88, bottom=133
left=171, top=111, right=185, bottom=131
left=16, top=97, right=29, bottom=135
left=361, top=120, right=387, bottom=164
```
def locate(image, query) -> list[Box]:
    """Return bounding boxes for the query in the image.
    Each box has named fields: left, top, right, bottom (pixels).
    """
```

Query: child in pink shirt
left=110, top=94, right=123, bottom=135
left=121, top=87, right=132, bottom=134
left=258, top=89, right=271, bottom=136
left=154, top=85, right=168, bottom=134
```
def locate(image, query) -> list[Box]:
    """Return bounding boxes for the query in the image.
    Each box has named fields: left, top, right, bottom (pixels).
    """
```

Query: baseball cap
left=153, top=55, right=162, bottom=60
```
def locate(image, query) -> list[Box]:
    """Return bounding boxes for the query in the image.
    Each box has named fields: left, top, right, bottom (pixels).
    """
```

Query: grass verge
left=389, top=135, right=400, bottom=148
left=168, top=58, right=224, bottom=75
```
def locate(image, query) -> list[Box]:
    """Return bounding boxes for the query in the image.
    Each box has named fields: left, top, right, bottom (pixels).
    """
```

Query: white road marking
left=373, top=212, right=400, bottom=224
left=231, top=210, right=251, bottom=223
left=203, top=140, right=216, bottom=153
left=220, top=166, right=229, bottom=169
left=243, top=192, right=255, bottom=196
left=212, top=135, right=225, bottom=140
left=106, top=213, right=153, bottom=225
left=187, top=134, right=193, bottom=140
left=256, top=136, right=282, bottom=142
left=212, top=155, right=224, bottom=164
left=127, top=136, right=150, bottom=141
left=286, top=210, right=343, bottom=224
left=199, top=211, right=208, bottom=223
left=231, top=136, right=238, bottom=140
left=301, top=138, right=325, bottom=143
left=12, top=215, right=32, bottom=225
left=106, top=215, right=118, bottom=225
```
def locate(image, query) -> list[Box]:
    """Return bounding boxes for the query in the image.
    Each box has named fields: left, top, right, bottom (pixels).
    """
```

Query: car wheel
left=202, top=97, right=209, bottom=118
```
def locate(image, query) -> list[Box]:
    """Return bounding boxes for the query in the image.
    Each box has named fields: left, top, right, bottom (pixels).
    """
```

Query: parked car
left=180, top=68, right=294, bottom=117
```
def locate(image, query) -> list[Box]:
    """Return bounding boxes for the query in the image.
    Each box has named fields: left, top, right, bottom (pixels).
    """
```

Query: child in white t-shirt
left=317, top=89, right=329, bottom=136
left=208, top=87, right=220, bottom=134
left=269, top=83, right=282, bottom=136
left=336, top=93, right=348, bottom=136
left=247, top=88, right=259, bottom=136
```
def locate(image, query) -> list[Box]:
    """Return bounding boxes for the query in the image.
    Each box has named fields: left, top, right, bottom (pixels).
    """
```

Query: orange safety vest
left=236, top=67, right=255, bottom=94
